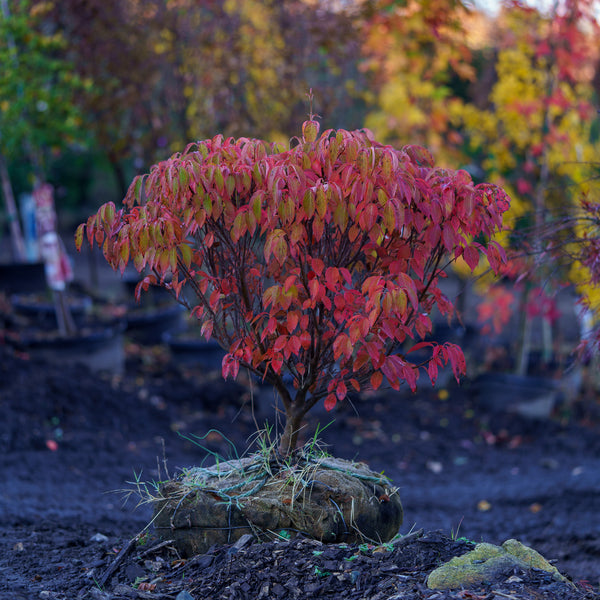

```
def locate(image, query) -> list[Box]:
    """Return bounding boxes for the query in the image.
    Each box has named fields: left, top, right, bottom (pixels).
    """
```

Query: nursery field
left=0, top=341, right=599, bottom=599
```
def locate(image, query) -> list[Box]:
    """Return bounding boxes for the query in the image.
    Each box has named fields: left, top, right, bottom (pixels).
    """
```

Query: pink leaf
left=336, top=380, right=347, bottom=401
left=324, top=394, right=337, bottom=412
left=462, top=245, right=480, bottom=271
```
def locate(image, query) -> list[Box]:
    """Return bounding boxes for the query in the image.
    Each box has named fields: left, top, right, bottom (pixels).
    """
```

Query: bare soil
left=1, top=342, right=599, bottom=600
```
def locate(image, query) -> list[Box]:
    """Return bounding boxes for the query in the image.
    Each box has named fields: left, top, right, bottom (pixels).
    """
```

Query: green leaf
left=179, top=243, right=192, bottom=269
left=74, top=224, right=85, bottom=251
left=303, top=190, right=315, bottom=219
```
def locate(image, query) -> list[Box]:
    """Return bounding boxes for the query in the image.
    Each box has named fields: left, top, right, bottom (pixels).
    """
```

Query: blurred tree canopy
left=2, top=0, right=600, bottom=232
left=41, top=0, right=369, bottom=196
left=0, top=0, right=86, bottom=180
left=362, top=0, right=474, bottom=164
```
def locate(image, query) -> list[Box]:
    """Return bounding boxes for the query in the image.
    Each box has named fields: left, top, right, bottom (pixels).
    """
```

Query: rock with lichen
left=427, top=538, right=571, bottom=590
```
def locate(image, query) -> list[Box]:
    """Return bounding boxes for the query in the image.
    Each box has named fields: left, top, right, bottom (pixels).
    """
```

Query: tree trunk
left=277, top=405, right=306, bottom=458
left=0, top=152, right=26, bottom=261
left=53, top=289, right=77, bottom=337
left=516, top=290, right=532, bottom=376
left=108, top=154, right=129, bottom=199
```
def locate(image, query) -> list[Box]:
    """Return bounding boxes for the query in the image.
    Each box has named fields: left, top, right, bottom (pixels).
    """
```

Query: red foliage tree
left=76, top=121, right=509, bottom=456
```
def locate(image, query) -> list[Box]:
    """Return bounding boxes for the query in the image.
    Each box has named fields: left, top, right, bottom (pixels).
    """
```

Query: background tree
left=0, top=0, right=86, bottom=258
left=45, top=0, right=175, bottom=197
left=451, top=0, right=600, bottom=372
left=161, top=0, right=368, bottom=142
left=361, top=0, right=475, bottom=164
left=44, top=0, right=368, bottom=201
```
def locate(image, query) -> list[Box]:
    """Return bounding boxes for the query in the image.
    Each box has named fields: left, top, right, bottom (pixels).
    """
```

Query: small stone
left=176, top=591, right=195, bottom=600
left=90, top=533, right=109, bottom=543
left=112, top=583, right=137, bottom=597
left=426, top=460, right=443, bottom=474
left=232, top=533, right=254, bottom=551
left=501, top=538, right=566, bottom=581
left=144, top=559, right=163, bottom=571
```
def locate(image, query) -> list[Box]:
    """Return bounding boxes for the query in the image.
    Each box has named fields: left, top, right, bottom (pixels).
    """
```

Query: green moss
left=501, top=538, right=564, bottom=579
left=427, top=539, right=571, bottom=590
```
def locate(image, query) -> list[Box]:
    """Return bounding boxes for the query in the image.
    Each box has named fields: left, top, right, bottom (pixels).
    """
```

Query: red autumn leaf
left=427, top=361, right=438, bottom=386
left=222, top=354, right=240, bottom=380
left=287, top=335, right=302, bottom=357
left=299, top=331, right=312, bottom=350
left=370, top=371, right=383, bottom=391
left=443, top=343, right=467, bottom=383
left=335, top=380, right=347, bottom=401
left=407, top=341, right=434, bottom=354
left=312, top=216, right=324, bottom=241
left=286, top=311, right=299, bottom=333
left=273, top=335, right=287, bottom=353
left=401, top=363, right=418, bottom=392
left=325, top=267, right=340, bottom=292
left=200, top=320, right=213, bottom=341
left=462, top=244, right=480, bottom=271
left=415, top=313, right=432, bottom=339
left=309, top=278, right=321, bottom=303
left=324, top=393, right=337, bottom=412
left=333, top=334, right=353, bottom=361
left=270, top=353, right=284, bottom=374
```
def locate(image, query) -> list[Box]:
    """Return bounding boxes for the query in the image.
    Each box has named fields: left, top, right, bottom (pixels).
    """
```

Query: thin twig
left=491, top=591, right=519, bottom=600
left=392, top=528, right=424, bottom=548
left=137, top=539, right=175, bottom=559
left=98, top=535, right=138, bottom=588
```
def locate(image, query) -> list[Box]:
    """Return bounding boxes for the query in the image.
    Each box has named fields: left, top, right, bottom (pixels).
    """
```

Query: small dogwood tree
left=76, top=120, right=509, bottom=456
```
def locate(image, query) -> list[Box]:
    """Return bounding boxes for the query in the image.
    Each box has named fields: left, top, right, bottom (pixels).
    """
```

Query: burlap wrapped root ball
left=153, top=456, right=403, bottom=556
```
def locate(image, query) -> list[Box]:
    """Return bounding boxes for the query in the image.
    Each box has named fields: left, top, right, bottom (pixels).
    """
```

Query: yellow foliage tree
left=362, top=0, right=475, bottom=163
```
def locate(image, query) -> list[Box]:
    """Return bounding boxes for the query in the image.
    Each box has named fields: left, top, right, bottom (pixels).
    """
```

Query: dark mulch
left=1, top=342, right=599, bottom=600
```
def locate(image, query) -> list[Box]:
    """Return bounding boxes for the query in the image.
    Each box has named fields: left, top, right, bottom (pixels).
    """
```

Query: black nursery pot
left=10, top=293, right=93, bottom=330
left=125, top=302, right=184, bottom=345
left=6, top=319, right=126, bottom=375
left=473, top=372, right=560, bottom=419
left=0, top=262, right=46, bottom=294
left=162, top=328, right=225, bottom=371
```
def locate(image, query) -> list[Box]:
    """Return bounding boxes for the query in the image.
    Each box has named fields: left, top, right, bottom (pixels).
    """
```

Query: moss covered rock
left=427, top=539, right=571, bottom=590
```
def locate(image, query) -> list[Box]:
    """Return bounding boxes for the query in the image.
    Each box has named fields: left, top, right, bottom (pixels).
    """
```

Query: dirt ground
left=1, top=334, right=600, bottom=600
